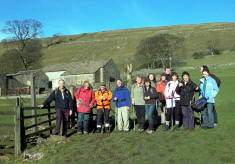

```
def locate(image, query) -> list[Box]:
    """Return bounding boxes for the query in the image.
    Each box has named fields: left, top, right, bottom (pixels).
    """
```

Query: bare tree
left=1, top=19, right=43, bottom=70
left=207, top=40, right=220, bottom=56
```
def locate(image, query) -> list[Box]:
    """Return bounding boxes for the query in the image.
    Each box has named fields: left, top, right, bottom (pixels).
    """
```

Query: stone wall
left=62, top=74, right=94, bottom=88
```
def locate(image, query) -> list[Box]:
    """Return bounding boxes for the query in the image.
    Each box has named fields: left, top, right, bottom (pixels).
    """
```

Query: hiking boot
left=163, top=125, right=170, bottom=131
left=96, top=128, right=102, bottom=133
left=173, top=125, right=180, bottom=131
left=53, top=132, right=59, bottom=135
left=201, top=126, right=208, bottom=130
left=147, top=130, right=153, bottom=134
left=138, top=129, right=144, bottom=133
left=83, top=131, right=89, bottom=134
left=77, top=131, right=83, bottom=135
left=105, top=127, right=110, bottom=133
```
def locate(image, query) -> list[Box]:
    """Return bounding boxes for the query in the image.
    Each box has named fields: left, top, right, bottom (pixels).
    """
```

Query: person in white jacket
left=164, top=72, right=181, bottom=131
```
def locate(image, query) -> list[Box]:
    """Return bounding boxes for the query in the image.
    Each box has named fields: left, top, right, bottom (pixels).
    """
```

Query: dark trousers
left=181, top=106, right=194, bottom=129
left=166, top=100, right=181, bottom=122
left=55, top=109, right=70, bottom=135
left=96, top=109, right=110, bottom=126
left=134, top=105, right=145, bottom=129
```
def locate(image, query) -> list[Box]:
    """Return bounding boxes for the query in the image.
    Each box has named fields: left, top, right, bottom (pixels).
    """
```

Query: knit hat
left=100, top=83, right=106, bottom=86
left=144, top=78, right=151, bottom=84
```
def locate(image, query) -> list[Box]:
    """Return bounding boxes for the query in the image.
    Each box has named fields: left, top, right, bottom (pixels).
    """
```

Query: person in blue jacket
left=200, top=69, right=219, bottom=129
left=112, top=79, right=131, bottom=132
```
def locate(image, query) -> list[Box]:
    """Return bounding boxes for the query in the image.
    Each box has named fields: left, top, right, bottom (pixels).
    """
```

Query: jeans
left=145, top=104, right=156, bottom=130
left=214, top=106, right=218, bottom=124
left=77, top=112, right=90, bottom=132
left=202, top=103, right=214, bottom=128
left=181, top=106, right=194, bottom=129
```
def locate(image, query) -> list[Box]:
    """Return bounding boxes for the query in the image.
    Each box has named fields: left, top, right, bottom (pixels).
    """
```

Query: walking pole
left=115, top=107, right=118, bottom=130
left=132, top=105, right=136, bottom=130
left=171, top=97, right=174, bottom=128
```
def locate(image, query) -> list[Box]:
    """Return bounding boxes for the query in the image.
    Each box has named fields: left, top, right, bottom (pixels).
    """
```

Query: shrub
left=192, top=51, right=207, bottom=59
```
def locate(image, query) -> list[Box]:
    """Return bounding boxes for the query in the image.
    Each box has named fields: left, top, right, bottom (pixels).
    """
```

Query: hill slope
left=1, top=22, right=235, bottom=72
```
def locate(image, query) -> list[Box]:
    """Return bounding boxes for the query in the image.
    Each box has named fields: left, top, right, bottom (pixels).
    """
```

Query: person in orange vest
left=95, top=83, right=113, bottom=133
left=156, top=73, right=167, bottom=126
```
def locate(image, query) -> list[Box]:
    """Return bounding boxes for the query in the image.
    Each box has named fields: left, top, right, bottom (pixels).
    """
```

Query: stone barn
left=43, top=59, right=120, bottom=89
left=4, top=70, right=49, bottom=95
left=0, top=74, right=7, bottom=96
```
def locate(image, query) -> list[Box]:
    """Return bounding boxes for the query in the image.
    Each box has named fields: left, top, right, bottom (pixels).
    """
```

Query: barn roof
left=7, top=69, right=41, bottom=77
left=42, top=59, right=111, bottom=76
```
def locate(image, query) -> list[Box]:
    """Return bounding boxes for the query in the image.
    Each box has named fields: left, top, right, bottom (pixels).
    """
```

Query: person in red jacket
left=74, top=81, right=95, bottom=134
left=156, top=73, right=167, bottom=125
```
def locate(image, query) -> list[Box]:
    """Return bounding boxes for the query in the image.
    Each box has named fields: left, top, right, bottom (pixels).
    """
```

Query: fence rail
left=0, top=111, right=15, bottom=115
left=14, top=102, right=57, bottom=155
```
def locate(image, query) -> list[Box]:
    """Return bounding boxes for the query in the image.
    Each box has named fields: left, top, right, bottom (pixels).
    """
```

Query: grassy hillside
left=1, top=22, right=235, bottom=72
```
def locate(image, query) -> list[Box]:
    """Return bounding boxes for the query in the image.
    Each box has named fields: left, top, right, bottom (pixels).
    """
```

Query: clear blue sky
left=0, top=0, right=235, bottom=40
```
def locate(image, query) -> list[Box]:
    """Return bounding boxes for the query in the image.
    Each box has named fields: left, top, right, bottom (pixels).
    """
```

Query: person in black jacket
left=200, top=65, right=221, bottom=126
left=176, top=72, right=199, bottom=130
left=39, top=80, right=73, bottom=137
left=165, top=67, right=172, bottom=82
left=144, top=78, right=159, bottom=134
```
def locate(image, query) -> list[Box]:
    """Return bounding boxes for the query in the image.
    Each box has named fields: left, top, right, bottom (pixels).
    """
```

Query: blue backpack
left=191, top=97, right=207, bottom=112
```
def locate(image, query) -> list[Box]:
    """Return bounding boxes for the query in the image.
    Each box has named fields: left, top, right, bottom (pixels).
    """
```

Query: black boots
left=163, top=125, right=170, bottom=131
left=174, top=125, right=180, bottom=131
left=105, top=127, right=110, bottom=133
left=77, top=121, right=89, bottom=134
left=96, top=127, right=110, bottom=133
left=96, top=128, right=102, bottom=133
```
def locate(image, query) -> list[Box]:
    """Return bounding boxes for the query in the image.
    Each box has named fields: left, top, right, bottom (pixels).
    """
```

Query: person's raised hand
left=38, top=105, right=44, bottom=109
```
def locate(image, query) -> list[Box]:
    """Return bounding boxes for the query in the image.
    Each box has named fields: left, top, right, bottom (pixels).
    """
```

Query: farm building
left=43, top=59, right=120, bottom=89
left=0, top=70, right=49, bottom=96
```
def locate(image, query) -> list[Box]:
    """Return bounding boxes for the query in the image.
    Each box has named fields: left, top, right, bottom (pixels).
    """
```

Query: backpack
left=191, top=97, right=207, bottom=113
left=132, top=84, right=145, bottom=92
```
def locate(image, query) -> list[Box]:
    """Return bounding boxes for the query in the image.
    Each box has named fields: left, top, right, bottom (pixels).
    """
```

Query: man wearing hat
left=95, top=83, right=113, bottom=133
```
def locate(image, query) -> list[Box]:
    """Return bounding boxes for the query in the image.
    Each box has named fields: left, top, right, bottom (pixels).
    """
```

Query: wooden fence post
left=30, top=73, right=38, bottom=132
left=15, top=100, right=25, bottom=155
left=47, top=105, right=52, bottom=134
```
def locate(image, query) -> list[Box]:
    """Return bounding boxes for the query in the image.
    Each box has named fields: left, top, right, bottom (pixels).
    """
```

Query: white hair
left=58, top=79, right=65, bottom=84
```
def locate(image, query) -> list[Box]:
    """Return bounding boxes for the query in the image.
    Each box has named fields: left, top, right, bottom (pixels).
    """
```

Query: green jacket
left=131, top=84, right=145, bottom=105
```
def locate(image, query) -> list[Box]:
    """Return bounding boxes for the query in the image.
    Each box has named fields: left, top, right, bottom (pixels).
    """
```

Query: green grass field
left=1, top=65, right=235, bottom=164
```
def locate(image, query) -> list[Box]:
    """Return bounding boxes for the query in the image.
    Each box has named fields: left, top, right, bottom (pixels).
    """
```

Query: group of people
left=39, top=65, right=220, bottom=136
